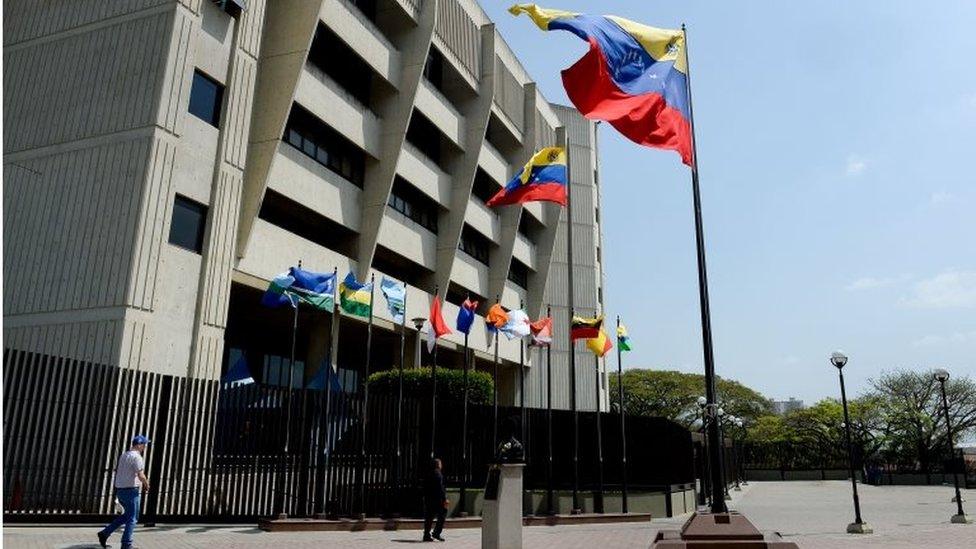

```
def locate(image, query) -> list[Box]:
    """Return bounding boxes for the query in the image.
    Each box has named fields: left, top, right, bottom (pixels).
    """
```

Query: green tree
left=868, top=369, right=976, bottom=469
left=609, top=369, right=772, bottom=427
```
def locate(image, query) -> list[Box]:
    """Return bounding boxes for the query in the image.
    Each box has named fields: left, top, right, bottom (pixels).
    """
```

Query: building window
left=595, top=207, right=600, bottom=224
left=596, top=246, right=602, bottom=264
left=283, top=104, right=366, bottom=187
left=508, top=258, right=529, bottom=289
left=168, top=195, right=208, bottom=253
left=188, top=70, right=224, bottom=127
left=405, top=112, right=443, bottom=167
left=472, top=169, right=499, bottom=204
left=423, top=47, right=445, bottom=91
left=308, top=24, right=373, bottom=107
left=459, top=226, right=490, bottom=266
left=598, top=287, right=604, bottom=305
left=387, top=177, right=439, bottom=233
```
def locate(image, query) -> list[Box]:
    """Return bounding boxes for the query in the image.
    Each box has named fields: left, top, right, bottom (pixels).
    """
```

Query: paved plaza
left=4, top=481, right=976, bottom=548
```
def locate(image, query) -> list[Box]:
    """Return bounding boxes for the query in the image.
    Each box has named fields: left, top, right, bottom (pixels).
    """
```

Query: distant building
left=772, top=397, right=805, bottom=415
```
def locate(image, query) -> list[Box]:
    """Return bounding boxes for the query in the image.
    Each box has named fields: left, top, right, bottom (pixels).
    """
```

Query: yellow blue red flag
left=487, top=146, right=567, bottom=207
left=509, top=4, right=692, bottom=166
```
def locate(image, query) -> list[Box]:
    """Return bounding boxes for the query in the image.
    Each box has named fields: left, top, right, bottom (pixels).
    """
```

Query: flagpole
left=519, top=299, right=526, bottom=444
left=429, top=286, right=439, bottom=459
left=274, top=261, right=301, bottom=519
left=557, top=126, right=581, bottom=515
left=458, top=296, right=470, bottom=517
left=682, top=23, right=727, bottom=515
left=356, top=273, right=375, bottom=520
left=316, top=266, right=340, bottom=519
left=616, top=316, right=628, bottom=514
left=492, top=294, right=500, bottom=452
left=545, top=304, right=554, bottom=516
left=393, top=284, right=407, bottom=518
left=594, top=353, right=604, bottom=513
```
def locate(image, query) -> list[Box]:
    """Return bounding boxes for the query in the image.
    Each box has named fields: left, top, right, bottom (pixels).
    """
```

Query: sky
left=482, top=1, right=976, bottom=404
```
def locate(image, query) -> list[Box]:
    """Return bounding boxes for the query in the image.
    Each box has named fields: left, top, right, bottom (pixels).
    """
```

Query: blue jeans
left=100, top=487, right=140, bottom=547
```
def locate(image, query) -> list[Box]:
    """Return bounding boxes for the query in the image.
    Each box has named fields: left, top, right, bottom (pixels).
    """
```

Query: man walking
left=98, top=435, right=150, bottom=548
left=423, top=458, right=448, bottom=542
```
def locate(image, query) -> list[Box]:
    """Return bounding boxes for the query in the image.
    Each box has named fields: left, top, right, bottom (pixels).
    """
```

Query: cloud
left=846, top=276, right=900, bottom=291
left=902, top=270, right=976, bottom=309
left=930, top=191, right=953, bottom=205
left=911, top=330, right=976, bottom=348
left=845, top=154, right=867, bottom=176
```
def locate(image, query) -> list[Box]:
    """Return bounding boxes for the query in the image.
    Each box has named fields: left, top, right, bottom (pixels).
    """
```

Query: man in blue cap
left=98, top=434, right=150, bottom=548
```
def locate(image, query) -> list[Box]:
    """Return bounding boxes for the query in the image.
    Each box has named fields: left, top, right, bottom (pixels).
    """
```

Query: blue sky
left=483, top=1, right=976, bottom=403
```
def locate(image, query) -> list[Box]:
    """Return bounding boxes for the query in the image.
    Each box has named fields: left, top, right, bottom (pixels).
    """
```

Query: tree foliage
left=366, top=367, right=493, bottom=404
left=609, top=369, right=772, bottom=427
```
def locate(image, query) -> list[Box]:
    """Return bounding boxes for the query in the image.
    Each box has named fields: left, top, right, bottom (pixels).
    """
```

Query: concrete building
left=772, top=397, right=805, bottom=416
left=2, top=0, right=605, bottom=410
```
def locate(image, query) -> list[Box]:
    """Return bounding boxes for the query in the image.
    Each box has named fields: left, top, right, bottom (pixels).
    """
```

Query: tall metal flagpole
left=682, top=24, right=727, bottom=514
left=545, top=305, right=554, bottom=516
left=557, top=126, right=581, bottom=515
left=594, top=353, right=604, bottom=513
left=616, top=316, right=628, bottom=513
left=492, top=294, right=500, bottom=451
left=274, top=261, right=301, bottom=519
left=392, top=284, right=407, bottom=517
left=519, top=299, right=526, bottom=443
left=458, top=296, right=471, bottom=517
left=316, top=266, right=340, bottom=519
left=356, top=273, right=375, bottom=519
left=430, top=286, right=440, bottom=459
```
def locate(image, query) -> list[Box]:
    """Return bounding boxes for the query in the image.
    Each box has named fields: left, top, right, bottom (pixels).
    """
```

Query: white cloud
left=845, top=154, right=867, bottom=176
left=902, top=270, right=976, bottom=309
left=930, top=191, right=954, bottom=205
left=846, top=276, right=900, bottom=291
left=911, top=330, right=976, bottom=348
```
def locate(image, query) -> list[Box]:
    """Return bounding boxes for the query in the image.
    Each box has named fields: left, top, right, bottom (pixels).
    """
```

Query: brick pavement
left=4, top=481, right=976, bottom=548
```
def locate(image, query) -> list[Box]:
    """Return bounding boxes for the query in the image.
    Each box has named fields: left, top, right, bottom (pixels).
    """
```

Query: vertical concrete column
left=354, top=0, right=438, bottom=281
left=433, top=24, right=496, bottom=297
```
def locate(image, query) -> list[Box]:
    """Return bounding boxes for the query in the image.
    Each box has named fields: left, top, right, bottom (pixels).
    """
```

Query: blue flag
left=456, top=298, right=478, bottom=335
left=380, top=277, right=406, bottom=324
left=262, top=266, right=336, bottom=310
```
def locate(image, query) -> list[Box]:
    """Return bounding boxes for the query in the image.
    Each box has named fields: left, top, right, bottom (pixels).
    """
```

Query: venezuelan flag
left=486, top=146, right=567, bottom=207
left=571, top=314, right=603, bottom=340
left=510, top=4, right=692, bottom=166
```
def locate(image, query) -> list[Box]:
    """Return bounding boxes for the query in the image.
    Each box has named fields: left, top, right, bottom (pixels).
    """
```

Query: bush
left=366, top=367, right=493, bottom=404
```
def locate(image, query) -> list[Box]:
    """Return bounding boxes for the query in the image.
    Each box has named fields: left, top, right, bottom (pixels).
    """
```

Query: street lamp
left=696, top=397, right=710, bottom=507
left=933, top=369, right=972, bottom=524
left=715, top=408, right=731, bottom=500
left=831, top=351, right=872, bottom=534
left=731, top=417, right=744, bottom=491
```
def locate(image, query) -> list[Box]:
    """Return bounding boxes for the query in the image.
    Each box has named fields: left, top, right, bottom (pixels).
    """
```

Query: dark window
left=168, top=195, right=208, bottom=253
left=459, top=226, right=491, bottom=266
left=349, top=0, right=377, bottom=20
left=472, top=168, right=499, bottom=204
left=308, top=24, right=373, bottom=107
left=595, top=207, right=600, bottom=224
left=188, top=70, right=224, bottom=127
left=594, top=170, right=599, bottom=186
left=259, top=190, right=358, bottom=258
left=508, top=258, right=529, bottom=289
left=423, top=47, right=445, bottom=91
left=596, top=246, right=602, bottom=264
left=405, top=112, right=443, bottom=167
left=598, top=286, right=604, bottom=305
left=283, top=104, right=366, bottom=187
left=387, top=177, right=439, bottom=233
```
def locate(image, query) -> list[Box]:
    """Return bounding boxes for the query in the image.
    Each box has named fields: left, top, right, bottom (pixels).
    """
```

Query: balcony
left=321, top=0, right=401, bottom=86
left=396, top=142, right=451, bottom=206
left=296, top=68, right=381, bottom=158
left=451, top=249, right=490, bottom=298
left=512, top=232, right=536, bottom=270
left=378, top=209, right=438, bottom=269
left=464, top=198, right=499, bottom=242
left=269, top=143, right=363, bottom=232
left=478, top=142, right=508, bottom=184
left=415, top=79, right=465, bottom=149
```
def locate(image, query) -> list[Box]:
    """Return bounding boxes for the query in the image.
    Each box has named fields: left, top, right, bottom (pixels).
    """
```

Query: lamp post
left=730, top=417, right=743, bottom=491
left=716, top=407, right=731, bottom=500
left=696, top=396, right=710, bottom=507
left=831, top=351, right=872, bottom=534
left=933, top=369, right=972, bottom=524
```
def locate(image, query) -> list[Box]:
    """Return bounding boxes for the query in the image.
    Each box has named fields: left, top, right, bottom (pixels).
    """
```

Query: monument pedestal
left=652, top=512, right=799, bottom=548
left=482, top=463, right=524, bottom=549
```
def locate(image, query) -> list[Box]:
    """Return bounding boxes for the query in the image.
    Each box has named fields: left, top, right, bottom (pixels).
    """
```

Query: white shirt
left=114, top=450, right=145, bottom=489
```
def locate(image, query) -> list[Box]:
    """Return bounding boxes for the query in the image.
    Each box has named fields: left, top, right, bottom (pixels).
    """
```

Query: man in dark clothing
left=423, top=458, right=448, bottom=542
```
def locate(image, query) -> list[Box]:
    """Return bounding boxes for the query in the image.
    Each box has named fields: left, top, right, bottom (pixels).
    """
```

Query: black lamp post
left=933, top=368, right=972, bottom=524
left=831, top=351, right=872, bottom=534
left=696, top=396, right=710, bottom=507
left=717, top=407, right=730, bottom=501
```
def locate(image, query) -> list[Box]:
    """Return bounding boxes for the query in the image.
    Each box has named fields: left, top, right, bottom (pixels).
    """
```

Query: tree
left=610, top=369, right=773, bottom=428
left=868, top=369, right=976, bottom=469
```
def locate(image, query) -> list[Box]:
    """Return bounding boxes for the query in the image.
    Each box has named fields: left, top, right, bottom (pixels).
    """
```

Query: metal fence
left=3, top=350, right=695, bottom=522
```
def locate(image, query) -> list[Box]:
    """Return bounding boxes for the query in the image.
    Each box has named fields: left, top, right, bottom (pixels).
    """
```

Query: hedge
left=366, top=367, right=493, bottom=404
